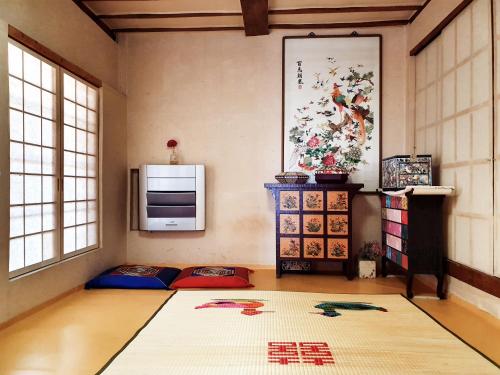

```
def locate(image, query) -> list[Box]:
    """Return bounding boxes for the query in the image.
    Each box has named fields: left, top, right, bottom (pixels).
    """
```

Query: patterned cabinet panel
left=303, top=238, right=324, bottom=259
left=280, top=214, right=300, bottom=234
left=280, top=237, right=301, bottom=258
left=303, top=191, right=323, bottom=211
left=303, top=215, right=324, bottom=235
left=327, top=215, right=348, bottom=235
left=280, top=191, right=300, bottom=211
left=265, top=183, right=363, bottom=280
left=327, top=191, right=349, bottom=211
left=327, top=238, right=348, bottom=259
left=380, top=193, right=446, bottom=299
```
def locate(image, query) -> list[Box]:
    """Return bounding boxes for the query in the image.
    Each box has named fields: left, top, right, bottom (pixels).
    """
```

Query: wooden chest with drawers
left=381, top=192, right=446, bottom=298
left=265, top=183, right=363, bottom=279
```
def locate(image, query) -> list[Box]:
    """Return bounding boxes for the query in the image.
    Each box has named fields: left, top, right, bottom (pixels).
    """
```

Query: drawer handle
left=165, top=223, right=178, bottom=226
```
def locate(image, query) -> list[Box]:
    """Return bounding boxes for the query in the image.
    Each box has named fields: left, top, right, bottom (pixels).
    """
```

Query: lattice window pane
left=41, top=62, right=55, bottom=92
left=10, top=174, right=24, bottom=205
left=64, top=202, right=76, bottom=228
left=10, top=142, right=24, bottom=173
left=10, top=206, right=24, bottom=238
left=42, top=176, right=56, bottom=203
left=25, top=204, right=42, bottom=235
left=63, top=227, right=75, bottom=254
left=9, top=77, right=23, bottom=110
left=10, top=109, right=23, bottom=142
left=9, top=238, right=24, bottom=272
left=23, top=51, right=41, bottom=86
left=42, top=91, right=55, bottom=120
left=43, top=204, right=56, bottom=231
left=43, top=231, right=56, bottom=260
left=24, top=114, right=41, bottom=145
left=64, top=125, right=75, bottom=151
left=64, top=151, right=76, bottom=176
left=25, top=233, right=42, bottom=267
left=25, top=175, right=42, bottom=204
left=8, top=43, right=23, bottom=78
left=76, top=225, right=87, bottom=250
left=64, top=177, right=76, bottom=202
left=24, top=145, right=42, bottom=174
left=24, top=83, right=41, bottom=116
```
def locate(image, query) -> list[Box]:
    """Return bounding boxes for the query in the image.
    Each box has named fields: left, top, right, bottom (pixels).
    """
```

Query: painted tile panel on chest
left=381, top=193, right=446, bottom=299
left=265, top=183, right=363, bottom=279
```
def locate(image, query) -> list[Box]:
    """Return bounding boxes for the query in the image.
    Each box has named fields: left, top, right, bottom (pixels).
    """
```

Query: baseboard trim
left=445, top=260, right=500, bottom=298
left=0, top=284, right=84, bottom=330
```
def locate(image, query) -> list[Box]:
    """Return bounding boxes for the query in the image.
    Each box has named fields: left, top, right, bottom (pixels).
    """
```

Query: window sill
left=9, top=246, right=102, bottom=282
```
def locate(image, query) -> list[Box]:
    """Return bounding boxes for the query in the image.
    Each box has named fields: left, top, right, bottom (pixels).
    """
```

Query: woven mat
left=99, top=290, right=498, bottom=374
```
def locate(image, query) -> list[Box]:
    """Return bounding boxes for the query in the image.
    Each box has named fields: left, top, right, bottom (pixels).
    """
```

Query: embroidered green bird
left=314, top=301, right=388, bottom=317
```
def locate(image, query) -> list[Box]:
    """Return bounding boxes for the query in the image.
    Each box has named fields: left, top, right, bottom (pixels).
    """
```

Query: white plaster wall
left=123, top=27, right=409, bottom=266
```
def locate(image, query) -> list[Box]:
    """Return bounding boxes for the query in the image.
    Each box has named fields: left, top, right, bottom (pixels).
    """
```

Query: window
left=62, top=73, right=99, bottom=255
left=8, top=41, right=99, bottom=277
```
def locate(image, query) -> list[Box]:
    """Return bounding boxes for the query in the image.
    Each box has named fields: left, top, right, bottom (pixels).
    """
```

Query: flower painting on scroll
left=283, top=36, right=381, bottom=191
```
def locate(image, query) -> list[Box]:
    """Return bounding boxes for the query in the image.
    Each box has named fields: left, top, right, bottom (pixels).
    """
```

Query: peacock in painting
left=314, top=301, right=388, bottom=317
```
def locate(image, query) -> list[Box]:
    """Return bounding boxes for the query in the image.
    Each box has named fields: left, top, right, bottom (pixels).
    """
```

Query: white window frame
left=8, top=39, right=101, bottom=278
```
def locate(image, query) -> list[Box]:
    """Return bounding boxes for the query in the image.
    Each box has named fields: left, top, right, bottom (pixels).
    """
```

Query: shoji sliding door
left=414, top=0, right=495, bottom=276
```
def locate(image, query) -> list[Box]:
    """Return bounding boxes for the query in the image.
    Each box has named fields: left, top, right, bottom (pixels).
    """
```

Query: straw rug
left=98, top=290, right=498, bottom=374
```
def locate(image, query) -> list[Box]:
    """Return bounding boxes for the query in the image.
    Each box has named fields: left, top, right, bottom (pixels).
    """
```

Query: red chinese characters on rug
left=268, top=342, right=335, bottom=366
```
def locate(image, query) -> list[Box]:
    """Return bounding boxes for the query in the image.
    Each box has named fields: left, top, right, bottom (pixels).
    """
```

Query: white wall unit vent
left=139, top=165, right=205, bottom=231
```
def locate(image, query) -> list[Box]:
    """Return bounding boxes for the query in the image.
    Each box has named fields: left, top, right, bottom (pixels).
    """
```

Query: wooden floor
left=0, top=270, right=498, bottom=374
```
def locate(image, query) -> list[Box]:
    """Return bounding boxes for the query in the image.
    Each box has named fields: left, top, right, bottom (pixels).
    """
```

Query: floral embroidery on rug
left=313, top=301, right=387, bottom=317
left=195, top=299, right=273, bottom=316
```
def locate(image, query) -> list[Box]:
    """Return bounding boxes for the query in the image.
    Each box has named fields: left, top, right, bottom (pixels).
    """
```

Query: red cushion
left=170, top=266, right=254, bottom=289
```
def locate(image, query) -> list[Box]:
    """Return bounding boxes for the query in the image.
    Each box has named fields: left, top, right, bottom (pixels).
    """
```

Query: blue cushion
left=85, top=265, right=181, bottom=290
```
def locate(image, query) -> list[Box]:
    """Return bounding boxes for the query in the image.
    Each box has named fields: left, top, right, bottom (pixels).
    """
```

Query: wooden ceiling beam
left=112, top=20, right=409, bottom=33
left=240, top=0, right=269, bottom=36
left=408, top=0, right=431, bottom=23
left=269, top=5, right=421, bottom=15
left=96, top=5, right=420, bottom=20
left=72, top=0, right=117, bottom=41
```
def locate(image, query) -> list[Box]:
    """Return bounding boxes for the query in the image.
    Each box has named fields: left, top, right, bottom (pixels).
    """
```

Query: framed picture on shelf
left=282, top=34, right=382, bottom=192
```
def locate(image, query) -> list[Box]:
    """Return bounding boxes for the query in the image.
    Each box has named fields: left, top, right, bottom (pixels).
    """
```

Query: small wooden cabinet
left=380, top=192, right=446, bottom=298
left=265, top=183, right=363, bottom=279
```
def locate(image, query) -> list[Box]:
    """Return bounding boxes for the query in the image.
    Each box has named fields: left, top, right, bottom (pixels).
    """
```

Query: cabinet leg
left=436, top=273, right=445, bottom=299
left=276, top=262, right=282, bottom=279
left=406, top=273, right=414, bottom=299
left=381, top=257, right=388, bottom=277
left=347, top=259, right=354, bottom=280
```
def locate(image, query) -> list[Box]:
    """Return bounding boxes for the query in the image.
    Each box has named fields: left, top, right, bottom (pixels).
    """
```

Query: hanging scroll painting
left=282, top=35, right=381, bottom=192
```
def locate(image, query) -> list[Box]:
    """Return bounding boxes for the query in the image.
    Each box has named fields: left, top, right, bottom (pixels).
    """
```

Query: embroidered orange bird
left=331, top=83, right=348, bottom=113
left=350, top=105, right=370, bottom=145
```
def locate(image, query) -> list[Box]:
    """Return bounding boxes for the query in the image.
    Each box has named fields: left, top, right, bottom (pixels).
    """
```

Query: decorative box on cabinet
left=264, top=183, right=363, bottom=279
left=381, top=190, right=449, bottom=299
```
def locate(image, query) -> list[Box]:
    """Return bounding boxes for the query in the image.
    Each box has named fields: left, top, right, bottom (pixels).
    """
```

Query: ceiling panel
left=106, top=16, right=244, bottom=30
left=269, top=11, right=414, bottom=25
left=270, top=0, right=425, bottom=8
left=84, top=0, right=242, bottom=15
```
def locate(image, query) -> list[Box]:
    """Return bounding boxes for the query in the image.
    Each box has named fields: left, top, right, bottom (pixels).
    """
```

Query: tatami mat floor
left=0, top=269, right=498, bottom=374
